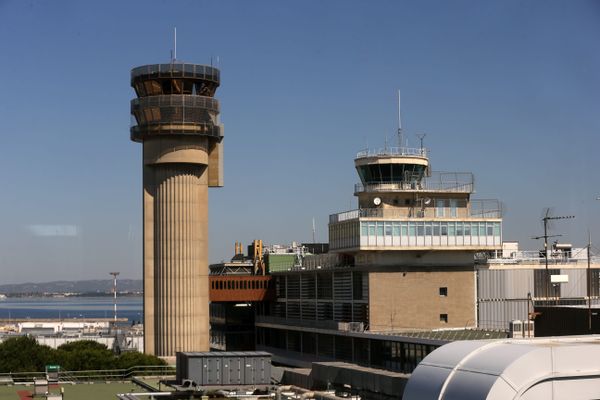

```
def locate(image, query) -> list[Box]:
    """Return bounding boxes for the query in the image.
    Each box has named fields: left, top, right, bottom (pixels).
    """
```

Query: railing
left=131, top=94, right=220, bottom=111
left=330, top=209, right=359, bottom=223
left=478, top=250, right=600, bottom=265
left=329, top=200, right=502, bottom=223
left=256, top=315, right=341, bottom=331
left=131, top=63, right=220, bottom=83
left=356, top=146, right=427, bottom=159
left=355, top=172, right=474, bottom=193
left=469, top=199, right=502, bottom=218
left=0, top=365, right=175, bottom=384
left=130, top=122, right=222, bottom=141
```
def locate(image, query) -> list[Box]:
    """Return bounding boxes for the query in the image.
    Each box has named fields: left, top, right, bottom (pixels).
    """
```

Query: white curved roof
left=403, top=335, right=600, bottom=400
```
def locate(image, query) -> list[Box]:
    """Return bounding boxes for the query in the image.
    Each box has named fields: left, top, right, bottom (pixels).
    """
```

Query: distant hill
left=0, top=279, right=142, bottom=294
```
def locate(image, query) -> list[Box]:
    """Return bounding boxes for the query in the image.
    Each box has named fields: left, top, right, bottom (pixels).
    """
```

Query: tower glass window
left=450, top=199, right=458, bottom=217
left=436, top=199, right=445, bottom=217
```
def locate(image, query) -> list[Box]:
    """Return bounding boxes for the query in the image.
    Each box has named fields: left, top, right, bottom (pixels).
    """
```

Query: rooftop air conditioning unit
left=338, top=322, right=350, bottom=331
left=523, top=319, right=535, bottom=338
left=348, top=322, right=364, bottom=332
left=509, top=320, right=523, bottom=338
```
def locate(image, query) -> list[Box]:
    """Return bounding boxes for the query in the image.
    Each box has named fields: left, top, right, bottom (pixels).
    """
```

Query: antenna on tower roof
left=416, top=133, right=426, bottom=151
left=397, top=90, right=403, bottom=148
left=173, top=27, right=177, bottom=61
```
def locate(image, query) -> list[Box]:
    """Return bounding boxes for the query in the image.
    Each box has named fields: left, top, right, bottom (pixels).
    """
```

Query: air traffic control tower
left=130, top=62, right=223, bottom=356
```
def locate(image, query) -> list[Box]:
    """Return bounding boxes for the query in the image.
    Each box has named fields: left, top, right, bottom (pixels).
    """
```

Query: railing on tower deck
left=329, top=199, right=502, bottom=223
left=355, top=172, right=474, bottom=193
left=356, top=146, right=428, bottom=159
left=476, top=249, right=600, bottom=265
left=469, top=199, right=502, bottom=218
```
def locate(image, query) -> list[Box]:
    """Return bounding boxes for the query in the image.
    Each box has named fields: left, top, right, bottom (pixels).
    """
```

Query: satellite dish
left=423, top=198, right=431, bottom=205
left=373, top=197, right=382, bottom=206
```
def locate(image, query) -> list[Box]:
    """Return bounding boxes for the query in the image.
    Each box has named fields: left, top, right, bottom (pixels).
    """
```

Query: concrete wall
left=143, top=137, right=210, bottom=356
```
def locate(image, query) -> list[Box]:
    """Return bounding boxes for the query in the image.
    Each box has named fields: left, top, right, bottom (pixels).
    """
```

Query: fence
left=0, top=365, right=175, bottom=384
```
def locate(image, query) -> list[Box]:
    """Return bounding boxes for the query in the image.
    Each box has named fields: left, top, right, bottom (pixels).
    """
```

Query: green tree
left=0, top=336, right=53, bottom=372
left=57, top=340, right=115, bottom=371
left=0, top=338, right=166, bottom=374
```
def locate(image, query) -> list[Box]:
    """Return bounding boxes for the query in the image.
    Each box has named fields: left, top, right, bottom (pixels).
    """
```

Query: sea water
left=0, top=296, right=143, bottom=324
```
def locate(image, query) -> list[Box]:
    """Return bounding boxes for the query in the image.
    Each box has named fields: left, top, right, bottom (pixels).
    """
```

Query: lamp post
left=109, top=272, right=119, bottom=331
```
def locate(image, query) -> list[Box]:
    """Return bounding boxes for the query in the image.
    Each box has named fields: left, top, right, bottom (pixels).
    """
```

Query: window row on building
left=256, top=327, right=439, bottom=373
left=133, top=79, right=216, bottom=97
left=210, top=278, right=273, bottom=291
left=274, top=272, right=368, bottom=301
left=265, top=301, right=369, bottom=324
left=330, top=220, right=502, bottom=249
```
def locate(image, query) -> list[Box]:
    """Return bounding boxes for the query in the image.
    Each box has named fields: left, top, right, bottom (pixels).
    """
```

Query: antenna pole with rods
left=174, top=27, right=177, bottom=61
left=532, top=213, right=575, bottom=300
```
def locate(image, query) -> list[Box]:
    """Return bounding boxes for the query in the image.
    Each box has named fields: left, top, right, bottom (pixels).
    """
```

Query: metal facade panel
left=507, top=270, right=534, bottom=299
left=478, top=269, right=533, bottom=300
left=560, top=269, right=587, bottom=298
left=260, top=356, right=271, bottom=384
left=205, top=357, right=222, bottom=385
left=478, top=299, right=529, bottom=331
left=246, top=356, right=270, bottom=385
left=188, top=358, right=204, bottom=384
left=244, top=357, right=255, bottom=385
left=222, top=356, right=244, bottom=386
left=333, top=271, right=352, bottom=301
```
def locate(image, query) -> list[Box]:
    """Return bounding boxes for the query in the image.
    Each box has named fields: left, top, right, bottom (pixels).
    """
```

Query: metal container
left=176, top=351, right=272, bottom=387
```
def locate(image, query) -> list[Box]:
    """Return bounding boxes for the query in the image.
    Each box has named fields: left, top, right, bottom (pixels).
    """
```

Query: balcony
left=329, top=199, right=502, bottom=224
left=356, top=146, right=427, bottom=159
left=355, top=172, right=474, bottom=194
left=130, top=95, right=223, bottom=142
left=131, top=63, right=220, bottom=85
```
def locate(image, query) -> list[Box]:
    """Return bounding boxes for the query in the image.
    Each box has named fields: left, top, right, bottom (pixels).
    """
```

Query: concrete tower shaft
left=130, top=63, right=223, bottom=356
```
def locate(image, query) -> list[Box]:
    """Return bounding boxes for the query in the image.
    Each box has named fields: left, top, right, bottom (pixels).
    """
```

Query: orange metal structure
left=209, top=275, right=274, bottom=302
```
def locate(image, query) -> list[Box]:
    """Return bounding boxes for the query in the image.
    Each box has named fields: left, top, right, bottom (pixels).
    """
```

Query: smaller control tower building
left=130, top=62, right=223, bottom=356
left=328, top=140, right=502, bottom=330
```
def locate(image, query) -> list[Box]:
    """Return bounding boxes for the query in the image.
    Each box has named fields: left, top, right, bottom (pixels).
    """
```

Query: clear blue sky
left=0, top=0, right=598, bottom=283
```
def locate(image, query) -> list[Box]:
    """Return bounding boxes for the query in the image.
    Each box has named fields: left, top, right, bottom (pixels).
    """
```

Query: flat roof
left=0, top=382, right=142, bottom=400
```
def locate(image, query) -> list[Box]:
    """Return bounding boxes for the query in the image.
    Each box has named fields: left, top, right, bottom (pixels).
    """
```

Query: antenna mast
left=174, top=27, right=177, bottom=61
left=416, top=133, right=426, bottom=154
left=397, top=90, right=403, bottom=149
left=531, top=211, right=575, bottom=299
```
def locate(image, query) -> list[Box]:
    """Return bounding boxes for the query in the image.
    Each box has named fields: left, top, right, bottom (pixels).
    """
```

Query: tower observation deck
left=130, top=62, right=223, bottom=356
left=329, top=141, right=501, bottom=254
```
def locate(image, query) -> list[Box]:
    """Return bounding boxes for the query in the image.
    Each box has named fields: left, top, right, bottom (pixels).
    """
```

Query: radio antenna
left=397, top=90, right=403, bottom=149
left=416, top=133, right=426, bottom=151
left=174, top=27, right=177, bottom=61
